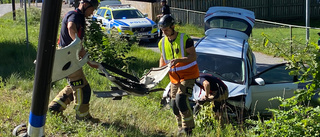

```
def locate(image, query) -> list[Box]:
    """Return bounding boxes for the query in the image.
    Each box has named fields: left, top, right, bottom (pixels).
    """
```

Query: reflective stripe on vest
left=169, top=61, right=197, bottom=72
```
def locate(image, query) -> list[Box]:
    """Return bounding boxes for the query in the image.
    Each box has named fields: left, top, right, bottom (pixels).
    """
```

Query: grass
left=0, top=8, right=39, bottom=79
left=5, top=7, right=319, bottom=136
left=175, top=24, right=205, bottom=38
left=1, top=0, right=20, bottom=4
left=0, top=8, right=195, bottom=136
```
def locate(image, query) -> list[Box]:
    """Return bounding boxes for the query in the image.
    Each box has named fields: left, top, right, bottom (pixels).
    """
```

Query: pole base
left=12, top=123, right=28, bottom=137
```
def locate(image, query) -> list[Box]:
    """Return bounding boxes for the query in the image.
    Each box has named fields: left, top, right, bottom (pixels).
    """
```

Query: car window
left=96, top=9, right=102, bottom=16
left=197, top=53, right=244, bottom=84
left=99, top=9, right=107, bottom=17
left=205, top=16, right=252, bottom=36
left=106, top=10, right=111, bottom=17
left=112, top=9, right=144, bottom=19
left=258, top=65, right=294, bottom=84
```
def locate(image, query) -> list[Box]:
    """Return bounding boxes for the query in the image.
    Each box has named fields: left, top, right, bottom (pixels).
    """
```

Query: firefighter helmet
left=82, top=0, right=99, bottom=9
left=158, top=15, right=175, bottom=29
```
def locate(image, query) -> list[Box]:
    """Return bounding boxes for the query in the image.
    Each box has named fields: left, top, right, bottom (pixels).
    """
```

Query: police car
left=93, top=4, right=158, bottom=41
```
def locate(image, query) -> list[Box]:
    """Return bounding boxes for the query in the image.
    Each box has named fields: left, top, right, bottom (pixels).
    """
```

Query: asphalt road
left=0, top=3, right=19, bottom=17
left=0, top=3, right=285, bottom=72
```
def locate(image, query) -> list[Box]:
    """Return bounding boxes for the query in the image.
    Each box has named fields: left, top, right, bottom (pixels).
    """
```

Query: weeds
left=246, top=32, right=320, bottom=136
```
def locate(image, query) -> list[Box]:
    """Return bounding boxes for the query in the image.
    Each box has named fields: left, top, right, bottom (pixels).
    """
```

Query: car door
left=249, top=63, right=298, bottom=114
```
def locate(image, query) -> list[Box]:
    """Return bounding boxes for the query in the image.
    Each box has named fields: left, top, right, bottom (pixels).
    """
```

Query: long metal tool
left=93, top=62, right=170, bottom=98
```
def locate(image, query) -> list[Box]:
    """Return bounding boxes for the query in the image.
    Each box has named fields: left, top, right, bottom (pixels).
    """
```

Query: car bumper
left=119, top=28, right=158, bottom=39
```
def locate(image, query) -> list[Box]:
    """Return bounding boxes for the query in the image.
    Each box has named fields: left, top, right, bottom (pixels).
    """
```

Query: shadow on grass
left=0, top=40, right=37, bottom=79
left=101, top=120, right=167, bottom=137
left=127, top=57, right=159, bottom=77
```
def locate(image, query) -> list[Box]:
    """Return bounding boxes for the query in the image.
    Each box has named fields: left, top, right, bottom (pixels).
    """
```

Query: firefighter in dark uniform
left=157, top=0, right=171, bottom=37
left=158, top=15, right=199, bottom=135
left=194, top=74, right=229, bottom=121
left=48, top=0, right=100, bottom=122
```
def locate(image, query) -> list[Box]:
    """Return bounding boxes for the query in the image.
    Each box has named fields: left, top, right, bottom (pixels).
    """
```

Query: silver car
left=162, top=7, right=306, bottom=121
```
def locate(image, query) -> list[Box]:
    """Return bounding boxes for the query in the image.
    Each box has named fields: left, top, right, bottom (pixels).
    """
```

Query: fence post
left=306, top=0, right=310, bottom=45
left=20, top=0, right=23, bottom=8
left=290, top=25, right=292, bottom=56
left=187, top=10, right=189, bottom=24
left=12, top=0, right=16, bottom=20
left=24, top=0, right=29, bottom=48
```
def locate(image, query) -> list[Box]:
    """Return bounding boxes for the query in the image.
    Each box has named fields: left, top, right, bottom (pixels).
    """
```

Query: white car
left=93, top=4, right=158, bottom=41
left=162, top=7, right=305, bottom=119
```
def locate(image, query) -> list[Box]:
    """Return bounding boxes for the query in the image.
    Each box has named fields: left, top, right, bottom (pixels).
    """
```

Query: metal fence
left=171, top=7, right=206, bottom=26
left=168, top=0, right=320, bottom=21
left=170, top=7, right=320, bottom=48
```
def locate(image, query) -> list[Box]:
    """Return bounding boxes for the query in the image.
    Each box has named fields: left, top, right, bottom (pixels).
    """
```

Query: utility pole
left=24, top=0, right=29, bottom=48
left=13, top=0, right=62, bottom=136
left=306, top=0, right=310, bottom=44
left=12, top=0, right=16, bottom=20
left=27, top=0, right=62, bottom=135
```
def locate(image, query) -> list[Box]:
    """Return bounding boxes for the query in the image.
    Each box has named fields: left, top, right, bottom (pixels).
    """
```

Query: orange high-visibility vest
left=159, top=33, right=199, bottom=84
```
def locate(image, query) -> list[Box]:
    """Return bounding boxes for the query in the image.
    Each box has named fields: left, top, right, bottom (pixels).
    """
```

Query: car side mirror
left=254, top=78, right=265, bottom=86
left=144, top=13, right=148, bottom=17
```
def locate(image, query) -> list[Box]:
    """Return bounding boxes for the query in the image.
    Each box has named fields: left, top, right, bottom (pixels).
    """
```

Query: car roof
left=99, top=4, right=137, bottom=11
left=196, top=34, right=245, bottom=59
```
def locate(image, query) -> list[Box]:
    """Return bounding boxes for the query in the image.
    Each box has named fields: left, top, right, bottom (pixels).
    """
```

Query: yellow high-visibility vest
left=158, top=32, right=199, bottom=84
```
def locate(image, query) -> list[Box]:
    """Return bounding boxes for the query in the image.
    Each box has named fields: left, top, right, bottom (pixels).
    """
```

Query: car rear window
left=205, top=16, right=252, bottom=36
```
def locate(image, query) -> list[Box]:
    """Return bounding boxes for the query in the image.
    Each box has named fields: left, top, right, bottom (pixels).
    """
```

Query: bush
left=246, top=33, right=320, bottom=136
left=83, top=20, right=137, bottom=72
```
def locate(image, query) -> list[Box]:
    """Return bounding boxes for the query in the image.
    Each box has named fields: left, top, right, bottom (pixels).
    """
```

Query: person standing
left=158, top=15, right=199, bottom=135
left=48, top=0, right=100, bottom=123
left=157, top=0, right=171, bottom=37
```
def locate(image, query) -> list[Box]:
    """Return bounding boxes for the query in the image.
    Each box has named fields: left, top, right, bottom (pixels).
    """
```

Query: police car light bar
left=106, top=4, right=131, bottom=9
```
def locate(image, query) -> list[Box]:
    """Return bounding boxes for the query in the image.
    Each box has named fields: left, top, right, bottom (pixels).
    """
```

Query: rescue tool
left=50, top=35, right=170, bottom=98
left=92, top=61, right=170, bottom=98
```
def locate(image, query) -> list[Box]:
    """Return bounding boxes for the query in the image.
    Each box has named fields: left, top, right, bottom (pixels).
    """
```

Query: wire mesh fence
left=170, top=7, right=320, bottom=56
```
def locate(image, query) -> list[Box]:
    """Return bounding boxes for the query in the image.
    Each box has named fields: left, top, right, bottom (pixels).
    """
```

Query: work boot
left=76, top=114, right=100, bottom=123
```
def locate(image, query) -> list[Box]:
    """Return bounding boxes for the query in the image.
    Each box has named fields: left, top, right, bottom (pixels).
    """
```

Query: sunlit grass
left=175, top=24, right=205, bottom=38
